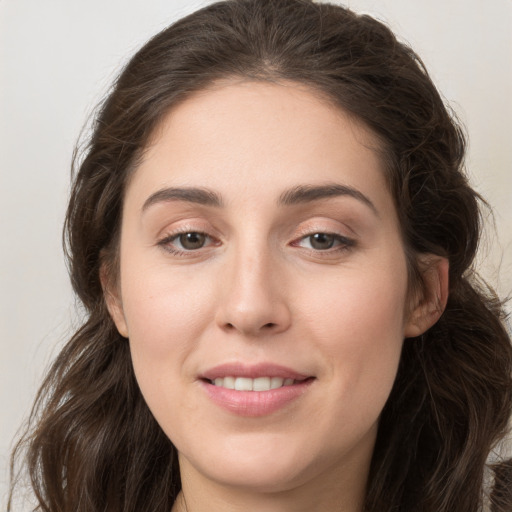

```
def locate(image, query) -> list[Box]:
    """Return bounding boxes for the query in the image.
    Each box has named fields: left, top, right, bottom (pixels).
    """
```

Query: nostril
left=220, top=320, right=284, bottom=334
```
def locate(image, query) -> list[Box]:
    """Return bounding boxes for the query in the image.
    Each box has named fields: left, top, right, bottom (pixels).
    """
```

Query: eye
left=158, top=231, right=215, bottom=254
left=176, top=232, right=208, bottom=250
left=307, top=233, right=336, bottom=250
left=295, top=232, right=355, bottom=251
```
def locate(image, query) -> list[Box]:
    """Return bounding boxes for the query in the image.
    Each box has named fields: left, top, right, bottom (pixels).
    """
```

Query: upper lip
left=200, top=362, right=311, bottom=381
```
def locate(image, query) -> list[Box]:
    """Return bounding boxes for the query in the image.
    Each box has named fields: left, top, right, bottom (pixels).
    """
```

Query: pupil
left=310, top=233, right=334, bottom=250
left=180, top=232, right=206, bottom=250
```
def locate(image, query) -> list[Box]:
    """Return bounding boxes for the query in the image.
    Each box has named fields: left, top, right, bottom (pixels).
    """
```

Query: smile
left=210, top=376, right=297, bottom=391
left=200, top=364, right=315, bottom=417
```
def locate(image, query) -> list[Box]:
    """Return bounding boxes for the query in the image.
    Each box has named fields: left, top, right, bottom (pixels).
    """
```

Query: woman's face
left=107, top=81, right=423, bottom=497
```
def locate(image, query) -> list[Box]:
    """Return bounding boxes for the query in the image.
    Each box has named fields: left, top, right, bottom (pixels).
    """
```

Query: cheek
left=120, top=271, right=222, bottom=450
left=299, top=257, right=408, bottom=411
left=301, top=259, right=407, bottom=344
left=119, top=260, right=217, bottom=408
left=121, top=263, right=212, bottom=349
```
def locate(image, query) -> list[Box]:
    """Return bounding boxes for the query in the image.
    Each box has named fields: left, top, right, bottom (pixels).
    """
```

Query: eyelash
left=157, top=230, right=356, bottom=257
left=157, top=230, right=218, bottom=256
left=291, top=232, right=355, bottom=254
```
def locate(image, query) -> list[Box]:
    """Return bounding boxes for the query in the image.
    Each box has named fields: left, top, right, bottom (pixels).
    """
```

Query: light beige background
left=1, top=0, right=511, bottom=507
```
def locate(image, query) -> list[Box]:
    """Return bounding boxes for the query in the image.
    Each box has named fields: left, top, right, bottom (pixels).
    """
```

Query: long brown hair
left=9, top=1, right=512, bottom=510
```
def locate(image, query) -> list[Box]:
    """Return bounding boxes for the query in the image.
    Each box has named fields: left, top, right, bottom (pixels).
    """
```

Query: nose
left=215, top=248, right=292, bottom=337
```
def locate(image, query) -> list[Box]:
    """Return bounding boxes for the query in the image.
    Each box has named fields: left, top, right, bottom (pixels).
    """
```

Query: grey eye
left=308, top=233, right=336, bottom=250
left=178, top=232, right=207, bottom=250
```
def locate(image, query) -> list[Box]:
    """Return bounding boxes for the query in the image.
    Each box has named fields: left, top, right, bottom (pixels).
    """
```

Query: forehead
left=126, top=80, right=391, bottom=213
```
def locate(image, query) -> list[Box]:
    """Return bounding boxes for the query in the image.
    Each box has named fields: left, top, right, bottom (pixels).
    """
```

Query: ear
left=404, top=255, right=449, bottom=338
left=100, top=262, right=129, bottom=338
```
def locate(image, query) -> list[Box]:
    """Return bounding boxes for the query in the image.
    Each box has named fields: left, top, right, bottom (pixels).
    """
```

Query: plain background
left=1, top=0, right=511, bottom=506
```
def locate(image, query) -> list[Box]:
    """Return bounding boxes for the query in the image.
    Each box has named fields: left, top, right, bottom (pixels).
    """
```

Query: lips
left=199, top=363, right=314, bottom=417
left=211, top=376, right=297, bottom=391
left=200, top=362, right=310, bottom=381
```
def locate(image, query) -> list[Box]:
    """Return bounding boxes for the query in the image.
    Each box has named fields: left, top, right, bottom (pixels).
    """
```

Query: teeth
left=235, top=377, right=253, bottom=391
left=270, top=377, right=284, bottom=389
left=223, top=376, right=235, bottom=389
left=211, top=376, right=297, bottom=391
left=253, top=377, right=271, bottom=391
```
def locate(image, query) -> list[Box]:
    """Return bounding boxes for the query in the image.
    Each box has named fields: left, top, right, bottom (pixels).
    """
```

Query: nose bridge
left=216, top=235, right=291, bottom=336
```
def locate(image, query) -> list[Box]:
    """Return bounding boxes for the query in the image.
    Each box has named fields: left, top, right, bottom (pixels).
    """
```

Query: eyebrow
left=142, top=187, right=223, bottom=211
left=278, top=183, right=379, bottom=216
left=141, top=183, right=378, bottom=216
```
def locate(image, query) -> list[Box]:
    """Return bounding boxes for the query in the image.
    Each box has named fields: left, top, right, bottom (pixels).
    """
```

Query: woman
left=9, top=0, right=512, bottom=511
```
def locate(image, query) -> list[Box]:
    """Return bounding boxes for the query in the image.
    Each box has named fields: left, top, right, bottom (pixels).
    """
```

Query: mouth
left=200, top=362, right=313, bottom=388
left=199, top=363, right=315, bottom=416
left=206, top=376, right=309, bottom=391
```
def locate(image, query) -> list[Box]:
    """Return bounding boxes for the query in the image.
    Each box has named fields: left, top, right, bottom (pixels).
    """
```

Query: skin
left=105, top=80, right=447, bottom=512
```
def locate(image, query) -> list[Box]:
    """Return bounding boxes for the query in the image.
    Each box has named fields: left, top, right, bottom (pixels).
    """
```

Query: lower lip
left=200, top=379, right=313, bottom=417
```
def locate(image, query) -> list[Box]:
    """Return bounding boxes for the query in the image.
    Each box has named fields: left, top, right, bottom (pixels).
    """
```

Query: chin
left=191, top=454, right=315, bottom=494
left=177, top=425, right=375, bottom=495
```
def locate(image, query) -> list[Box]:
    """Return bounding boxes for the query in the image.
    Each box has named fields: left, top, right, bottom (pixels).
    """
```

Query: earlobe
left=404, top=255, right=449, bottom=338
left=100, top=263, right=129, bottom=338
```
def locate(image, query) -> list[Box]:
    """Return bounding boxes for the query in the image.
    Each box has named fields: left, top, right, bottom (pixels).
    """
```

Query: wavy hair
left=9, top=1, right=511, bottom=510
